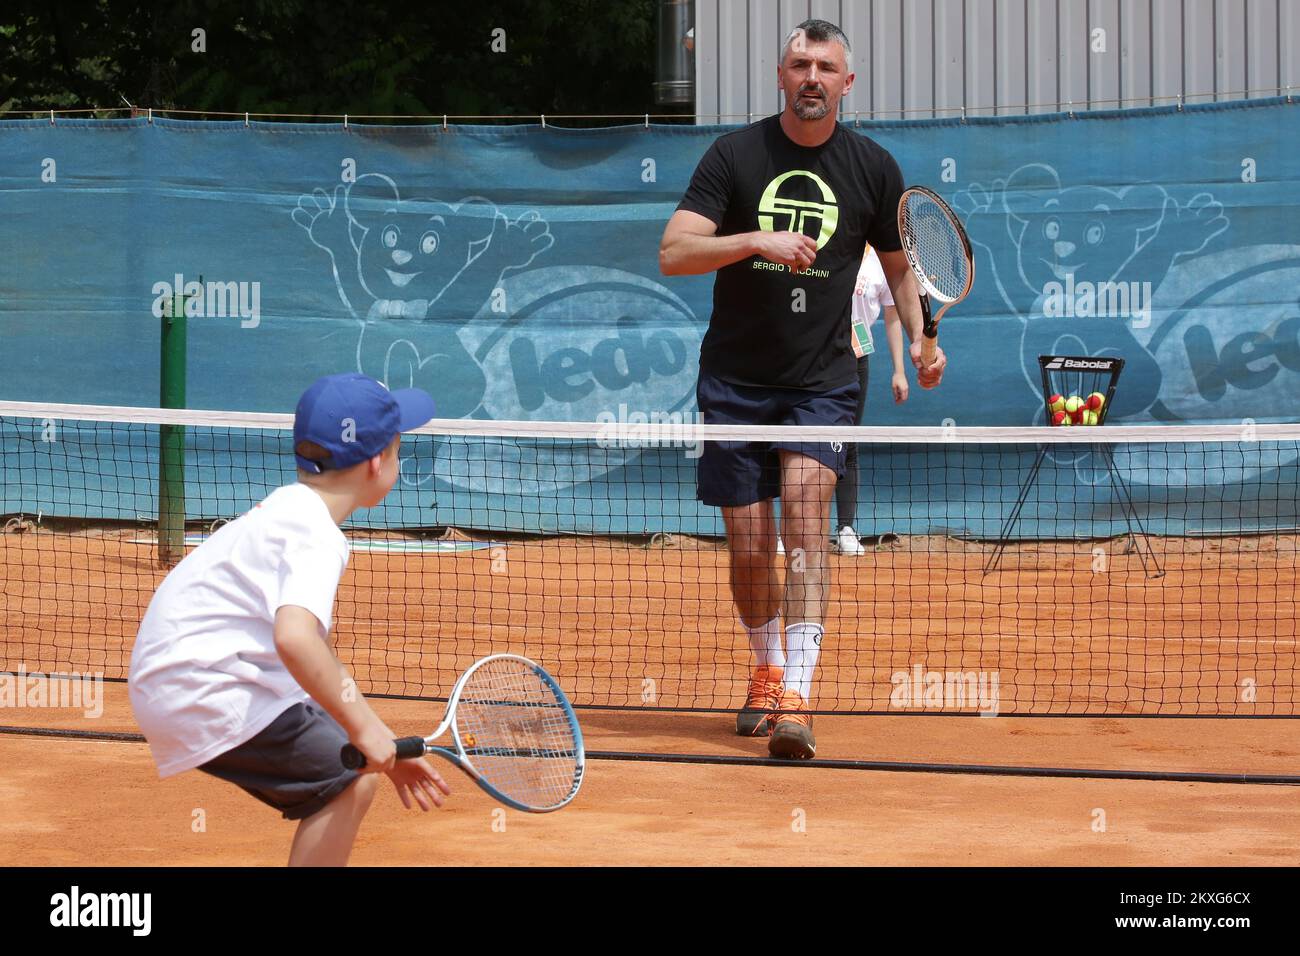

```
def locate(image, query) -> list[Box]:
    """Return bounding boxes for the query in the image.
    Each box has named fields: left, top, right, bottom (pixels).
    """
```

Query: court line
left=2, top=726, right=1296, bottom=785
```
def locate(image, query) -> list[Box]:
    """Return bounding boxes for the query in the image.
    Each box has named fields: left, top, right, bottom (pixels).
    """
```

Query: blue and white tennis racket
left=341, top=654, right=584, bottom=813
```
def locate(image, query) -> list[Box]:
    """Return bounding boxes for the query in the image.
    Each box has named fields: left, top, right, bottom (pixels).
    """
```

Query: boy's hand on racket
left=350, top=723, right=399, bottom=773
left=386, top=757, right=451, bottom=811
left=754, top=231, right=818, bottom=271
left=910, top=340, right=947, bottom=389
left=892, top=370, right=909, bottom=404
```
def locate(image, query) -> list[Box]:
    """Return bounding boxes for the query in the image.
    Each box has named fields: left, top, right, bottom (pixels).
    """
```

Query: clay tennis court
left=2, top=530, right=1297, bottom=865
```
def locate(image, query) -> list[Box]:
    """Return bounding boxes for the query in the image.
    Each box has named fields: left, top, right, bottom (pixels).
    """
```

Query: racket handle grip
left=921, top=331, right=938, bottom=367
left=340, top=737, right=427, bottom=770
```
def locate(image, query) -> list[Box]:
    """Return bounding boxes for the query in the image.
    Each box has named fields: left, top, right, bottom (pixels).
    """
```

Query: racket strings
left=455, top=658, right=580, bottom=809
left=900, top=193, right=970, bottom=301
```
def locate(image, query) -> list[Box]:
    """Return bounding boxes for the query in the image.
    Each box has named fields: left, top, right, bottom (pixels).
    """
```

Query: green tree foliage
left=1, top=0, right=671, bottom=122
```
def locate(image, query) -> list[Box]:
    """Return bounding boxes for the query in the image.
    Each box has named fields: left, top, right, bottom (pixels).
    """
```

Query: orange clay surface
left=1, top=530, right=1298, bottom=865
left=1, top=687, right=1298, bottom=866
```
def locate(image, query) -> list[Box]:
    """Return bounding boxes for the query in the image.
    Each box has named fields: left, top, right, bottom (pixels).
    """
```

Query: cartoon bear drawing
left=293, top=173, right=553, bottom=419
left=953, top=164, right=1228, bottom=421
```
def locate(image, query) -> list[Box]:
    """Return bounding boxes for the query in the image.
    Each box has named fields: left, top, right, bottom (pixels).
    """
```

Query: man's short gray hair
left=781, top=19, right=853, bottom=72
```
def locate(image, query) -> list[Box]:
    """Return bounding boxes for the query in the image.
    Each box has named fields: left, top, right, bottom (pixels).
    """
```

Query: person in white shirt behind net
left=836, top=243, right=910, bottom=556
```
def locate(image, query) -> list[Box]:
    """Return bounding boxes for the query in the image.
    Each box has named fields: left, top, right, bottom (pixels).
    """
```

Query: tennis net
left=2, top=400, right=1298, bottom=717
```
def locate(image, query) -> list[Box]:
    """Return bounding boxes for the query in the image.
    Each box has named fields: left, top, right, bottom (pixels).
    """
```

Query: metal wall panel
left=1089, top=0, right=1121, bottom=106
left=967, top=0, right=998, bottom=114
left=1026, top=0, right=1059, bottom=112
left=1247, top=0, right=1280, bottom=98
left=1280, top=0, right=1299, bottom=88
left=1120, top=0, right=1153, bottom=105
left=1218, top=0, right=1249, bottom=97
left=1058, top=0, right=1090, bottom=109
left=995, top=0, right=1029, bottom=115
left=873, top=0, right=905, bottom=116
left=694, top=0, right=1297, bottom=122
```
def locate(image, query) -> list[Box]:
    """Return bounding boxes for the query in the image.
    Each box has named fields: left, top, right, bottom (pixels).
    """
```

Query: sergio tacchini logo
left=757, top=170, right=839, bottom=249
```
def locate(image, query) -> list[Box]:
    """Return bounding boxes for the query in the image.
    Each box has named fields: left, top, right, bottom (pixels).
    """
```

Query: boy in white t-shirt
left=838, top=244, right=910, bottom=556
left=129, top=372, right=449, bottom=866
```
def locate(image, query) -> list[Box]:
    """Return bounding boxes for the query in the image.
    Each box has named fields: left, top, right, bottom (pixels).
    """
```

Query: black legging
left=835, top=355, right=870, bottom=531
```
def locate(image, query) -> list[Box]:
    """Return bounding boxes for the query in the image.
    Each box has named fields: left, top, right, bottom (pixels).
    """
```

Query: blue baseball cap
left=293, top=373, right=436, bottom=473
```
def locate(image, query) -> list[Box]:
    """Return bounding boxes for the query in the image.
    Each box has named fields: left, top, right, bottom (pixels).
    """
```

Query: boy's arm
left=273, top=605, right=399, bottom=771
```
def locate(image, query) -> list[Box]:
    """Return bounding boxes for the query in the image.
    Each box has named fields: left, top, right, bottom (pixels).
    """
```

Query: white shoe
left=836, top=526, right=865, bottom=556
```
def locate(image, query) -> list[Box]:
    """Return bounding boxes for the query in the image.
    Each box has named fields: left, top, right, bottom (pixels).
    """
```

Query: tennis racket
left=897, top=186, right=974, bottom=368
left=340, top=654, right=584, bottom=813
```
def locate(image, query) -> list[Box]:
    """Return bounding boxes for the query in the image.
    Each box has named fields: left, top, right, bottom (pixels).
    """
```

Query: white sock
left=784, top=622, right=823, bottom=701
left=743, top=615, right=785, bottom=668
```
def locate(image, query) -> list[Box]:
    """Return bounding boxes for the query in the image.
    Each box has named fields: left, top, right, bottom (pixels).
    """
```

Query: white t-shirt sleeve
left=276, top=543, right=347, bottom=633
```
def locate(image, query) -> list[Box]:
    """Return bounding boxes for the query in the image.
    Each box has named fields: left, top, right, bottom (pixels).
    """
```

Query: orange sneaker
left=768, top=688, right=816, bottom=759
left=736, top=664, right=785, bottom=737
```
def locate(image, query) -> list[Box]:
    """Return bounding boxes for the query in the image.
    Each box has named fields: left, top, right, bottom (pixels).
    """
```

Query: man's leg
left=722, top=499, right=788, bottom=736
left=721, top=498, right=781, bottom=628
left=780, top=450, right=837, bottom=626
left=768, top=450, right=836, bottom=759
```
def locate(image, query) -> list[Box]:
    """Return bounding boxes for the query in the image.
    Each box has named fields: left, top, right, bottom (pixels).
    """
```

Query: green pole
left=158, top=279, right=191, bottom=566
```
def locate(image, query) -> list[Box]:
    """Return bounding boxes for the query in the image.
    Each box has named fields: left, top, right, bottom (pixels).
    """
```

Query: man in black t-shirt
left=659, top=18, right=948, bottom=759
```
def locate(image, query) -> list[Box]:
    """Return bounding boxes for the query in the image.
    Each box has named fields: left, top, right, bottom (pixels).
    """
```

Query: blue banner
left=2, top=99, right=1298, bottom=535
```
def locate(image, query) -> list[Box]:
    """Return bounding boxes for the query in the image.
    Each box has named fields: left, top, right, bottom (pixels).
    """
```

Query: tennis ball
left=1064, top=396, right=1083, bottom=415
left=1087, top=392, right=1105, bottom=411
left=1048, top=394, right=1065, bottom=413
left=1060, top=415, right=1073, bottom=426
left=1051, top=410, right=1067, bottom=426
left=1082, top=409, right=1099, bottom=426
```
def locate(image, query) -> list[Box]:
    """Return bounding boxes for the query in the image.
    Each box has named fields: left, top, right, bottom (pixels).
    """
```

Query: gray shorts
left=198, top=701, right=360, bottom=820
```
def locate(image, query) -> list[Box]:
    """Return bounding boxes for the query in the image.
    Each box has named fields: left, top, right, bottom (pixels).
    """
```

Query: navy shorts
left=696, top=370, right=860, bottom=507
left=198, top=701, right=360, bottom=821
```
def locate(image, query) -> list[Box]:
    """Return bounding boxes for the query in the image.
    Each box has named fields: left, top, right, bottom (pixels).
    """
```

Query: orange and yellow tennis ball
left=1048, top=394, right=1065, bottom=414
left=1064, top=396, right=1084, bottom=423
left=1051, top=410, right=1067, bottom=426
left=1081, top=409, right=1099, bottom=426
left=1086, top=392, right=1105, bottom=412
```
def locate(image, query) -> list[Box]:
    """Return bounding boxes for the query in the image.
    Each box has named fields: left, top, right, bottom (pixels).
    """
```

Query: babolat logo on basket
left=49, top=886, right=151, bottom=936
left=1043, top=356, right=1121, bottom=372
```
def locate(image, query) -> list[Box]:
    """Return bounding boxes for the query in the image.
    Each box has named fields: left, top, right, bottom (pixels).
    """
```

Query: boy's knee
left=351, top=772, right=382, bottom=804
